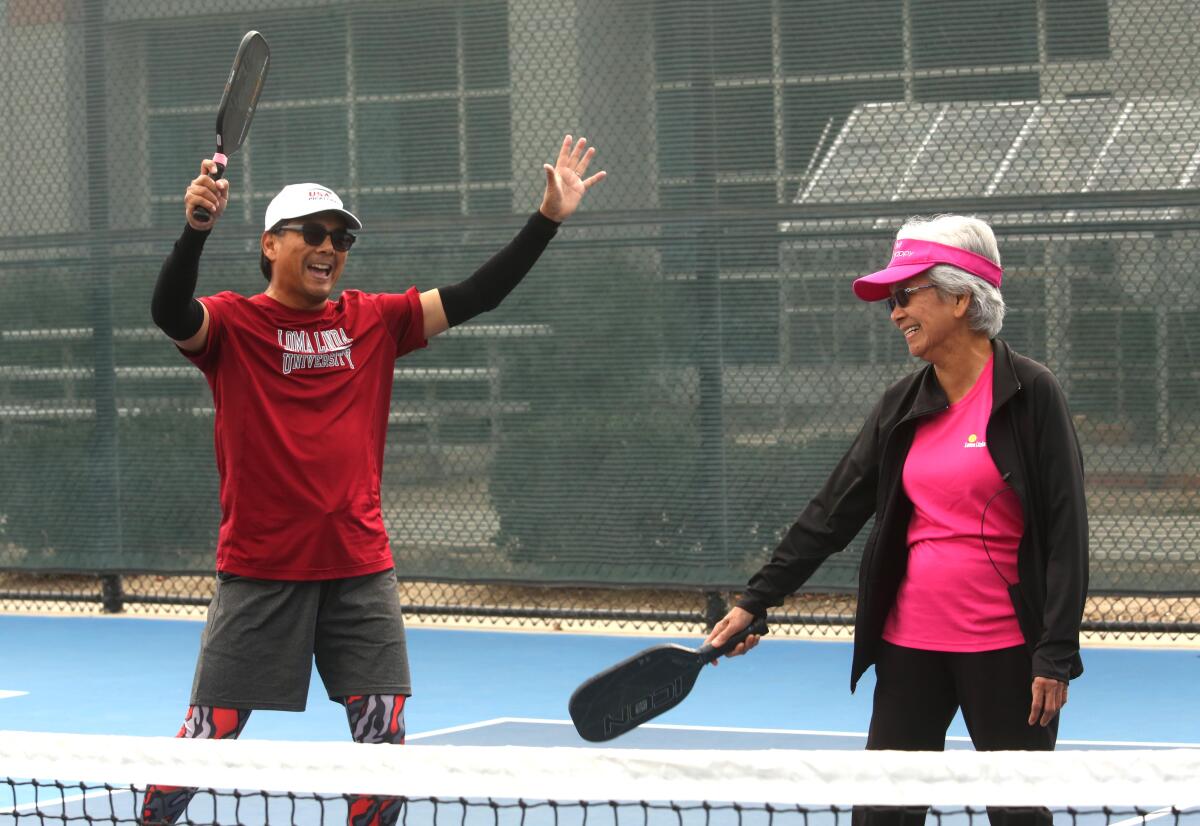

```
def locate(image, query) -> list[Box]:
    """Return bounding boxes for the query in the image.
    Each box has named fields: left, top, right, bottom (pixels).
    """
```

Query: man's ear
left=262, top=231, right=279, bottom=262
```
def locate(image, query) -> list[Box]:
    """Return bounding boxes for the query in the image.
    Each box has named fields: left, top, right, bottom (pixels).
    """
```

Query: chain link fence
left=2, top=0, right=1198, bottom=636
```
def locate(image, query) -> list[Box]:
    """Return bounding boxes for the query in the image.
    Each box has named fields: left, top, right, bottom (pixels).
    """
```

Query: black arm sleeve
left=150, top=224, right=210, bottom=341
left=1029, top=370, right=1089, bottom=683
left=438, top=211, right=559, bottom=327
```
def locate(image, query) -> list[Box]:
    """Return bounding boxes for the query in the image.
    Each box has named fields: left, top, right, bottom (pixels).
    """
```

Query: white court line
left=2, top=788, right=133, bottom=815
left=0, top=690, right=28, bottom=700
left=1109, top=806, right=1199, bottom=826
left=448, top=718, right=1200, bottom=750
left=406, top=717, right=519, bottom=741
left=1053, top=737, right=1200, bottom=749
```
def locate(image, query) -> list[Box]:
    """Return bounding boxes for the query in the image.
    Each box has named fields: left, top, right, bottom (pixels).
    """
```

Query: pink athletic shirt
left=882, top=355, right=1026, bottom=651
left=184, top=288, right=426, bottom=580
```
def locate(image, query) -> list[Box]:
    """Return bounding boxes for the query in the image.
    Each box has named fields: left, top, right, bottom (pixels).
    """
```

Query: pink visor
left=852, top=238, right=1003, bottom=301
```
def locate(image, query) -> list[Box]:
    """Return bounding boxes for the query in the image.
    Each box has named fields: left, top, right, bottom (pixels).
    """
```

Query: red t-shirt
left=883, top=356, right=1027, bottom=652
left=183, top=288, right=426, bottom=579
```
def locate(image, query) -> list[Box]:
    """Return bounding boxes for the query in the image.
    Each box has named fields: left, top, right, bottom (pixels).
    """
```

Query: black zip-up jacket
left=737, top=338, right=1087, bottom=691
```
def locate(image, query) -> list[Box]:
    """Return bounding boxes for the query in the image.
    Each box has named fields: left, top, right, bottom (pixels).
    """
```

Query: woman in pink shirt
left=708, top=215, right=1088, bottom=826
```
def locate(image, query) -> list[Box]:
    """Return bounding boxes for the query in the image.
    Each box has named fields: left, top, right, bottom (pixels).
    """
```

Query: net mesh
left=1, top=732, right=1198, bottom=826
left=2, top=0, right=1200, bottom=632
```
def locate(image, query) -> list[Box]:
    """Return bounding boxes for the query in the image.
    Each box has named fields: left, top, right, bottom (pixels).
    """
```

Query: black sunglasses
left=275, top=223, right=357, bottom=252
left=885, top=283, right=937, bottom=312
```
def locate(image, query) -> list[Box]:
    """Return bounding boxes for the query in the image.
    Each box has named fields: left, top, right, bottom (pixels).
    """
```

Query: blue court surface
left=1, top=615, right=1198, bottom=823
left=1, top=614, right=1197, bottom=747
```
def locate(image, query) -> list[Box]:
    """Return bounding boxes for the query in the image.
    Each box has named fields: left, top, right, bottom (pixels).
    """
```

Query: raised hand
left=538, top=135, right=606, bottom=223
left=185, top=158, right=230, bottom=231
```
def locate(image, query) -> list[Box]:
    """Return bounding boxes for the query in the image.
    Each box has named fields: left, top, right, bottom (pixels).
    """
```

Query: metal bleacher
left=794, top=97, right=1200, bottom=207
left=0, top=322, right=546, bottom=451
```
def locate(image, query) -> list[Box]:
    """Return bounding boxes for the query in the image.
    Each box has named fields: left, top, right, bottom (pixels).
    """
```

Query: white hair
left=896, top=215, right=1006, bottom=338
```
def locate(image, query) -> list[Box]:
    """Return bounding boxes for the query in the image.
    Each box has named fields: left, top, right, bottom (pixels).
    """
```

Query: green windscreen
left=1, top=0, right=1197, bottom=628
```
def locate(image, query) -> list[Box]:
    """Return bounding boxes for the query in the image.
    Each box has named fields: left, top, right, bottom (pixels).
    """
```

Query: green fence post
left=692, top=0, right=730, bottom=578
left=85, top=0, right=124, bottom=609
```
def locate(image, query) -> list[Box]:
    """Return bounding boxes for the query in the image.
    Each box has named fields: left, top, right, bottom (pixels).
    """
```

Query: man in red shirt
left=144, top=136, right=604, bottom=825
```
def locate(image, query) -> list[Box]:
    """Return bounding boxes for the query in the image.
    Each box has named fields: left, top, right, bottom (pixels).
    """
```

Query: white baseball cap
left=263, top=183, right=362, bottom=232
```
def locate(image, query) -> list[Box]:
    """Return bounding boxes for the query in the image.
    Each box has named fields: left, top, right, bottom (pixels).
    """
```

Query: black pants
left=852, top=642, right=1058, bottom=826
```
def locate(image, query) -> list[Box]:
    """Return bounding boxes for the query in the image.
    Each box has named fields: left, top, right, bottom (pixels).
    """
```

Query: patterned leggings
left=140, top=695, right=407, bottom=826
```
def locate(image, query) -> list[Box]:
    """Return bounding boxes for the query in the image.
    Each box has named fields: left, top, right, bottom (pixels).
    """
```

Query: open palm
left=539, top=135, right=606, bottom=222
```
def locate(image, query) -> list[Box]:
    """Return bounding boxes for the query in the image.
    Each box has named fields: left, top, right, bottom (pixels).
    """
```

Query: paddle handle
left=697, top=615, right=768, bottom=663
left=192, top=154, right=227, bottom=223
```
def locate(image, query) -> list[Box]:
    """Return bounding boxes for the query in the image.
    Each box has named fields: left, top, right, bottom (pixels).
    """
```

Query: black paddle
left=192, top=31, right=271, bottom=223
left=568, top=616, right=769, bottom=742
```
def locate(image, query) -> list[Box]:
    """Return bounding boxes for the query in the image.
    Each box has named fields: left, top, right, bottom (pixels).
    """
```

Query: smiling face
left=261, top=211, right=348, bottom=310
left=888, top=275, right=970, bottom=362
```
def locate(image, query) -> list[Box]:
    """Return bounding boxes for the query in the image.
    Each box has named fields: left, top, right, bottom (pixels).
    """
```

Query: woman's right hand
left=185, top=159, right=229, bottom=230
left=703, top=606, right=762, bottom=661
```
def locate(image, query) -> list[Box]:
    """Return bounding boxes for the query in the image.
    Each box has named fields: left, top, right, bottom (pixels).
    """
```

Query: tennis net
left=1, top=730, right=1197, bottom=826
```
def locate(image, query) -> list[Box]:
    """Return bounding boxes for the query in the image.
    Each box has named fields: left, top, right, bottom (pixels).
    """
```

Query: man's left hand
left=539, top=134, right=606, bottom=222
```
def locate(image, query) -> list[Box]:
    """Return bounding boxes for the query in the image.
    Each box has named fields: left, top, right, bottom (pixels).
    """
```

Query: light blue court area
left=0, top=614, right=1198, bottom=748
left=2, top=616, right=1199, bottom=823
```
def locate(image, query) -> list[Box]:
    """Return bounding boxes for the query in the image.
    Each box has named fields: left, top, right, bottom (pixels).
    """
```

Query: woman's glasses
left=275, top=223, right=357, bottom=252
left=885, top=283, right=937, bottom=312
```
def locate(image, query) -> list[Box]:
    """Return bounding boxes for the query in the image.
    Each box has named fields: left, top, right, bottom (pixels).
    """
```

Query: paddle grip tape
left=700, top=616, right=769, bottom=662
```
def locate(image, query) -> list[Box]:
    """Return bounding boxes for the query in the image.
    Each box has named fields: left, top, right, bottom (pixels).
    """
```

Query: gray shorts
left=190, top=568, right=411, bottom=711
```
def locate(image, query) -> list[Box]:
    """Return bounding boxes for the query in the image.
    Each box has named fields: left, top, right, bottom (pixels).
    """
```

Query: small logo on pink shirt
left=963, top=433, right=988, bottom=449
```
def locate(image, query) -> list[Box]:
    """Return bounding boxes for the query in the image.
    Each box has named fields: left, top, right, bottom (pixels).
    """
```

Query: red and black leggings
left=140, top=695, right=406, bottom=826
